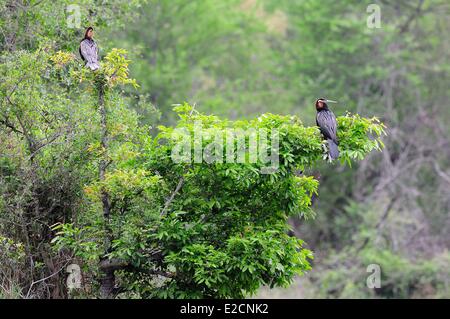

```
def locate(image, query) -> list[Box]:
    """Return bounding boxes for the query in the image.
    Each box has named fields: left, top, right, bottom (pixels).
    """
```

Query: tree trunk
left=97, top=84, right=115, bottom=299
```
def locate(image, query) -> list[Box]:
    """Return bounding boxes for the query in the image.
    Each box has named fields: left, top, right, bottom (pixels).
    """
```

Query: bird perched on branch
left=315, top=98, right=339, bottom=160
left=79, top=27, right=99, bottom=71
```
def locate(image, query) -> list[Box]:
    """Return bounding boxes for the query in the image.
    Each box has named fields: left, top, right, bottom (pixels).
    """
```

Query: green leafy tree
left=0, top=47, right=96, bottom=298
left=53, top=94, right=385, bottom=297
left=1, top=0, right=147, bottom=52
left=0, top=0, right=149, bottom=298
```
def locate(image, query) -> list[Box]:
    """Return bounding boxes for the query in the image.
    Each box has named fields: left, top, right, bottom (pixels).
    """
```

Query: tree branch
left=159, top=104, right=197, bottom=217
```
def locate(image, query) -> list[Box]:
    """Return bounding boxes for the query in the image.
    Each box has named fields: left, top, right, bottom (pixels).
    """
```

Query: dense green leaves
left=98, top=103, right=383, bottom=298
left=47, top=92, right=384, bottom=298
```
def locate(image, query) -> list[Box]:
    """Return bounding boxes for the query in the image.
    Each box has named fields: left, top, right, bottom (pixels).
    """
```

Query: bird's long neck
left=317, top=105, right=329, bottom=112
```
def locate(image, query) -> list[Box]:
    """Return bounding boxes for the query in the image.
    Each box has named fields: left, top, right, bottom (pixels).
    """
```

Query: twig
left=399, top=0, right=424, bottom=34
left=355, top=198, right=395, bottom=253
left=433, top=162, right=450, bottom=185
left=160, top=176, right=185, bottom=216
left=25, top=260, right=71, bottom=299
left=0, top=117, right=24, bottom=135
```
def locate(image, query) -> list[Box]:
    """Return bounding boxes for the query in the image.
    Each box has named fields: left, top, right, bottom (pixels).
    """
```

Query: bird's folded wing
left=317, top=111, right=337, bottom=142
left=80, top=41, right=96, bottom=64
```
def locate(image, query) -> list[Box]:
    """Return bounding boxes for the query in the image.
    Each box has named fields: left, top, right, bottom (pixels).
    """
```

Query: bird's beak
left=325, top=99, right=338, bottom=103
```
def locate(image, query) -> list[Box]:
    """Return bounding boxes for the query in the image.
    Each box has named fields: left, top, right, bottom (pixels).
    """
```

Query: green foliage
left=0, top=43, right=157, bottom=297
left=162, top=231, right=313, bottom=298
left=337, top=113, right=386, bottom=165
left=51, top=223, right=102, bottom=263
left=51, top=100, right=384, bottom=298
left=0, top=236, right=25, bottom=264
left=6, top=0, right=446, bottom=300
left=0, top=236, right=26, bottom=298
left=101, top=49, right=139, bottom=89
left=65, top=48, right=139, bottom=90
left=136, top=104, right=382, bottom=298
left=305, top=247, right=450, bottom=299
left=45, top=95, right=382, bottom=298
left=0, top=0, right=148, bottom=52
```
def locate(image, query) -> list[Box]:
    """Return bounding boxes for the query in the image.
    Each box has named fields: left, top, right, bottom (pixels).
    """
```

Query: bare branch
left=25, top=259, right=71, bottom=299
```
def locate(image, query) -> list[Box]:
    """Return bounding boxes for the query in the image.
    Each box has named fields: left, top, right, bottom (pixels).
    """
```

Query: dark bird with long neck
left=315, top=98, right=339, bottom=160
left=79, top=26, right=99, bottom=71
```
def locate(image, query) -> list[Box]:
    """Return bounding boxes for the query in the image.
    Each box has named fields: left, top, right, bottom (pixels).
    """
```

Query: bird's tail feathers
left=328, top=139, right=339, bottom=160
